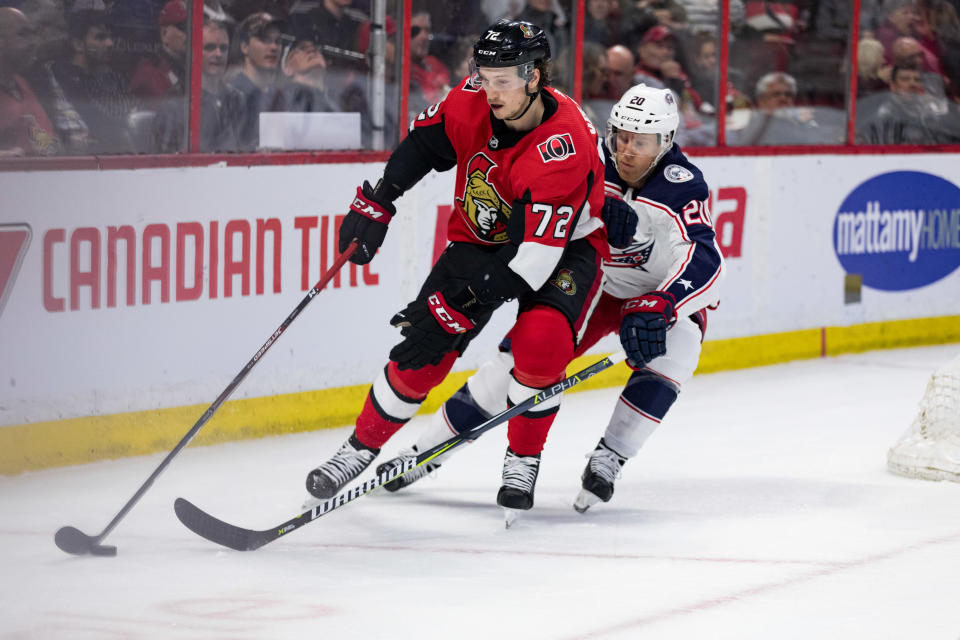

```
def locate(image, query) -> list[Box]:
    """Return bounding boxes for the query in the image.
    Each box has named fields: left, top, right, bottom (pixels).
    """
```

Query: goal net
left=887, top=352, right=960, bottom=482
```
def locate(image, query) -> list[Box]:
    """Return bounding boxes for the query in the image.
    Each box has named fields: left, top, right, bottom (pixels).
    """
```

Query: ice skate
left=305, top=434, right=379, bottom=500
left=574, top=438, right=627, bottom=513
left=497, top=448, right=541, bottom=528
left=375, top=446, right=442, bottom=492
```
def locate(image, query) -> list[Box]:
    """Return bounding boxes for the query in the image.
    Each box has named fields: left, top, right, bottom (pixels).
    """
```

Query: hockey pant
left=354, top=305, right=576, bottom=452
left=575, top=291, right=705, bottom=459
left=396, top=304, right=578, bottom=460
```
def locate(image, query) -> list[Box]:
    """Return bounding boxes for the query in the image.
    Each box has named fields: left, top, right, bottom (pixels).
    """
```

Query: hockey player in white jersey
left=375, top=84, right=724, bottom=519
left=570, top=83, right=724, bottom=512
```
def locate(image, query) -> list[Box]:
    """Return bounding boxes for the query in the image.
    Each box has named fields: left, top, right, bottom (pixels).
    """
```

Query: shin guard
left=505, top=306, right=575, bottom=455
left=355, top=352, right=458, bottom=448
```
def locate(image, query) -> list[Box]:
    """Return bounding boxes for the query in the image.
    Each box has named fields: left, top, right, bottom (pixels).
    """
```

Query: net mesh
left=887, top=353, right=960, bottom=482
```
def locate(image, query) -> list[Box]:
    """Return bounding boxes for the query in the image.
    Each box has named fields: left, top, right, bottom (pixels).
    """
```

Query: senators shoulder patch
left=538, top=133, right=576, bottom=163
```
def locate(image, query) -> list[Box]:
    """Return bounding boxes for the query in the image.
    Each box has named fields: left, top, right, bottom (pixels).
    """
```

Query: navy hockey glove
left=339, top=180, right=396, bottom=265
left=619, top=291, right=677, bottom=368
left=601, top=196, right=638, bottom=249
left=388, top=288, right=483, bottom=370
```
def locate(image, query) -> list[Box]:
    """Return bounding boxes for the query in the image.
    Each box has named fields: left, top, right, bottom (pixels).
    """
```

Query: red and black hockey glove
left=388, top=287, right=483, bottom=370
left=339, top=180, right=396, bottom=265
left=601, top=196, right=638, bottom=249
left=619, top=291, right=677, bottom=369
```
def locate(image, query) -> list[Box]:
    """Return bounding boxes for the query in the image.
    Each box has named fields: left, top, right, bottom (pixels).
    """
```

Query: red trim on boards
left=685, top=143, right=960, bottom=157
left=0, top=150, right=392, bottom=172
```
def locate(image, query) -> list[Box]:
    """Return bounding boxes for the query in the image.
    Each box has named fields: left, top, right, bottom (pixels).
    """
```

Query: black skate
left=574, top=438, right=627, bottom=513
left=305, top=434, right=379, bottom=500
left=497, top=448, right=541, bottom=528
left=376, top=446, right=442, bottom=492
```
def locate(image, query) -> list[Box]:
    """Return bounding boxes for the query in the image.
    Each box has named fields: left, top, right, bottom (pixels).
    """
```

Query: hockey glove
left=619, top=291, right=677, bottom=368
left=389, top=288, right=484, bottom=370
left=339, top=180, right=396, bottom=265
left=601, top=196, right=638, bottom=249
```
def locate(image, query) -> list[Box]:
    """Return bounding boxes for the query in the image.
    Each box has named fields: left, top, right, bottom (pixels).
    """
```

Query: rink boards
left=1, top=153, right=958, bottom=473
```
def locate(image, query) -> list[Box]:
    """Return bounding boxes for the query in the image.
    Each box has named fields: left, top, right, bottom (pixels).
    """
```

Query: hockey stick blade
left=175, top=352, right=626, bottom=551
left=53, top=243, right=358, bottom=557
left=54, top=526, right=117, bottom=557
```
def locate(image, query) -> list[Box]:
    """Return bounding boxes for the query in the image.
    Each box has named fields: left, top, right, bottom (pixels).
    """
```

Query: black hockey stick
left=54, top=242, right=359, bottom=557
left=174, top=351, right=627, bottom=551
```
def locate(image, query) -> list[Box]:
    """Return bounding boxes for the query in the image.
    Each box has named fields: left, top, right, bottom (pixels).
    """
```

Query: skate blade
left=573, top=489, right=601, bottom=514
left=503, top=507, right=523, bottom=529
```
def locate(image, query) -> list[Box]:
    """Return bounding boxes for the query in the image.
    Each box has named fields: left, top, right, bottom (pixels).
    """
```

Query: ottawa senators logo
left=551, top=269, right=577, bottom=295
left=455, top=153, right=512, bottom=242
left=538, top=133, right=575, bottom=163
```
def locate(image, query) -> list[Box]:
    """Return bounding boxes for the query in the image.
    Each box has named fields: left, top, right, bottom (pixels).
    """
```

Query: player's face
left=614, top=130, right=660, bottom=184
left=477, top=66, right=532, bottom=120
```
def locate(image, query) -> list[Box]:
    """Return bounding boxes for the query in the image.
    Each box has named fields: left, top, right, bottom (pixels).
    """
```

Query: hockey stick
left=174, top=350, right=627, bottom=551
left=54, top=241, right=359, bottom=557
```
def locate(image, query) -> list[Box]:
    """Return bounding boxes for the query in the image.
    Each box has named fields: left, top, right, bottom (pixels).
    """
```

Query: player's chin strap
left=504, top=82, right=541, bottom=122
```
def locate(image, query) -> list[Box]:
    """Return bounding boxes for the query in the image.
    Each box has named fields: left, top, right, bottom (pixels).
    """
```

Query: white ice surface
left=2, top=344, right=960, bottom=640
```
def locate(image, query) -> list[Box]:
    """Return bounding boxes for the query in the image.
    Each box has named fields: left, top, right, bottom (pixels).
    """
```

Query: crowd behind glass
left=1, top=0, right=958, bottom=157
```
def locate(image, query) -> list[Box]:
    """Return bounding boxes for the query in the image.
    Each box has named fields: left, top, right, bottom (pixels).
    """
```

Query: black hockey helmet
left=472, top=19, right=551, bottom=68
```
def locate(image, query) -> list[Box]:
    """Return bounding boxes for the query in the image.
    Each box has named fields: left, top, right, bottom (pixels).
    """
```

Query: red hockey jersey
left=409, top=79, right=607, bottom=291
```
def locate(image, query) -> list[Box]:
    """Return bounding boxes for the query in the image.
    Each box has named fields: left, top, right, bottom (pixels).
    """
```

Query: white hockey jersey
left=601, top=143, right=725, bottom=317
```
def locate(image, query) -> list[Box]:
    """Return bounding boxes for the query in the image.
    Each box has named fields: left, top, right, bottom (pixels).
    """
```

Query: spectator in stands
left=674, top=0, right=744, bottom=35
left=890, top=35, right=946, bottom=94
left=409, top=9, right=450, bottom=111
left=858, top=36, right=889, bottom=96
left=448, top=35, right=477, bottom=83
left=731, top=71, right=838, bottom=145
left=276, top=32, right=338, bottom=112
left=52, top=9, right=138, bottom=153
left=687, top=32, right=717, bottom=109
left=129, top=0, right=187, bottom=107
left=153, top=18, right=244, bottom=152
left=633, top=24, right=678, bottom=88
left=857, top=64, right=960, bottom=143
left=605, top=44, right=635, bottom=99
left=584, top=0, right=618, bottom=47
left=0, top=6, right=60, bottom=155
left=876, top=0, right=921, bottom=56
left=517, top=0, right=568, bottom=55
left=650, top=0, right=689, bottom=33
left=21, top=0, right=93, bottom=153
left=228, top=11, right=284, bottom=151
left=579, top=42, right=616, bottom=131
left=287, top=0, right=364, bottom=60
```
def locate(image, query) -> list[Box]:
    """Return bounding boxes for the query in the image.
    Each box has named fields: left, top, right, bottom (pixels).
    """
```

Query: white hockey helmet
left=606, top=84, right=680, bottom=174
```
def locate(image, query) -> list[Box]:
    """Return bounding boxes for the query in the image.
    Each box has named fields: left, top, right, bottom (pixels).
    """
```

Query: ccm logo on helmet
left=538, top=133, right=576, bottom=163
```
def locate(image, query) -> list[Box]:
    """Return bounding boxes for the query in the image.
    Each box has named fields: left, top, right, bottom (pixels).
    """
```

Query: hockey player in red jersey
left=305, top=20, right=608, bottom=515
left=374, top=84, right=724, bottom=520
